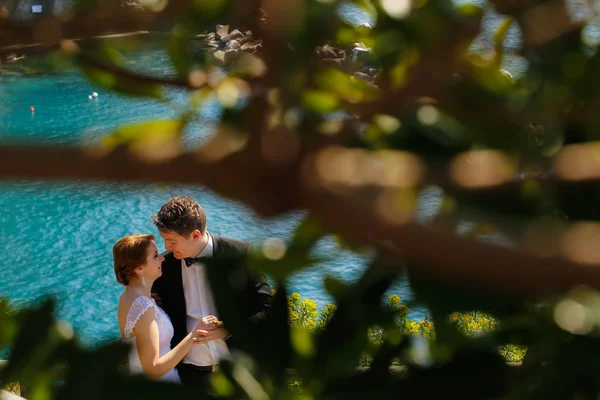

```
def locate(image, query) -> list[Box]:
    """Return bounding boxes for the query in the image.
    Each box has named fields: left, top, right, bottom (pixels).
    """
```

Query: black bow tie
left=184, top=257, right=210, bottom=267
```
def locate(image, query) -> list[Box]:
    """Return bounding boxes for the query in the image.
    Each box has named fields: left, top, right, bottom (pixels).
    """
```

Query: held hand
left=192, top=329, right=209, bottom=344
left=192, top=327, right=229, bottom=343
left=196, top=315, right=223, bottom=331
left=194, top=315, right=222, bottom=331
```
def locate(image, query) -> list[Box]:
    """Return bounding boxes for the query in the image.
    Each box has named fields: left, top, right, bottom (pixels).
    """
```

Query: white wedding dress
left=122, top=296, right=181, bottom=383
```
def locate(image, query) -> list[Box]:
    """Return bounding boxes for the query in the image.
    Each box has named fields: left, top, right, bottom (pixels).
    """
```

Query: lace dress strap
left=124, top=296, right=156, bottom=339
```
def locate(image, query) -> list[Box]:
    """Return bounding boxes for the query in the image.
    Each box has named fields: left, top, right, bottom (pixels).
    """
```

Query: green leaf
left=310, top=261, right=401, bottom=383
left=101, top=119, right=185, bottom=150
left=362, top=337, right=409, bottom=377
left=99, top=119, right=187, bottom=163
left=0, top=300, right=19, bottom=348
left=263, top=283, right=292, bottom=383
left=210, top=371, right=235, bottom=397
left=455, top=3, right=483, bottom=17
left=168, top=25, right=192, bottom=77
left=192, top=0, right=229, bottom=18
left=302, top=90, right=339, bottom=114
left=204, top=261, right=288, bottom=383
left=57, top=342, right=160, bottom=400
left=407, top=269, right=524, bottom=326
left=291, top=214, right=326, bottom=249
left=354, top=0, right=377, bottom=15
left=324, top=277, right=350, bottom=299
left=249, top=216, right=329, bottom=279
left=0, top=299, right=74, bottom=399
left=291, top=326, right=315, bottom=358
left=79, top=61, right=163, bottom=99
left=494, top=17, right=514, bottom=61
left=249, top=250, right=326, bottom=279
left=91, top=46, right=126, bottom=68
left=316, top=68, right=379, bottom=103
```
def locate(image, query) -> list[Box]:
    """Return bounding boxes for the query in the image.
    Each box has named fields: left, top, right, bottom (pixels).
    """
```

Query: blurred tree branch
left=0, top=141, right=598, bottom=298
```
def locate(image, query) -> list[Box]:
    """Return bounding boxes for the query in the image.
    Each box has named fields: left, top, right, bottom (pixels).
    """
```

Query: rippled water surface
left=4, top=0, right=591, bottom=345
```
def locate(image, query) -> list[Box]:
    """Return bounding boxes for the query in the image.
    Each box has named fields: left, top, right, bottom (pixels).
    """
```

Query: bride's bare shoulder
left=117, top=291, right=142, bottom=332
left=118, top=291, right=133, bottom=311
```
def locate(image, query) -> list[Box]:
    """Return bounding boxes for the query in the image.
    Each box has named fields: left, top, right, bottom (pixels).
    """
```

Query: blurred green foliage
left=5, top=0, right=600, bottom=398
left=288, top=292, right=526, bottom=366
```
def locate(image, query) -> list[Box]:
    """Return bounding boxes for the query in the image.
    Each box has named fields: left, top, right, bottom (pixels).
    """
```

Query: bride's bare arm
left=134, top=308, right=203, bottom=379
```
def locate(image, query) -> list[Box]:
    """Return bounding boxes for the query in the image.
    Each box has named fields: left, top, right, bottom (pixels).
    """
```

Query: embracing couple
left=112, top=196, right=273, bottom=387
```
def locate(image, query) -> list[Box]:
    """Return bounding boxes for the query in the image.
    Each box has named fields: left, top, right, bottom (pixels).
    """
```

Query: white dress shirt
left=181, top=233, right=230, bottom=366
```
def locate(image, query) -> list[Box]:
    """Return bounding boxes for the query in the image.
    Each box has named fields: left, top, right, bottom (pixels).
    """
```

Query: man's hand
left=195, top=315, right=223, bottom=331
left=192, top=327, right=229, bottom=343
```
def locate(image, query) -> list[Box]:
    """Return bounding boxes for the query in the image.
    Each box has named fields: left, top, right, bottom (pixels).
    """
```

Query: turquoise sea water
left=0, top=77, right=443, bottom=345
left=0, top=5, right=423, bottom=347
left=1, top=1, right=595, bottom=346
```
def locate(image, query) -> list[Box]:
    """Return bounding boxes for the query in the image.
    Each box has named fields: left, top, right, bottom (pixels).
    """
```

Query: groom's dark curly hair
left=152, top=196, right=207, bottom=237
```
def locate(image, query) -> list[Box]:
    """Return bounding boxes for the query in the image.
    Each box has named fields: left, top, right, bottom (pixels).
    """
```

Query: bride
left=113, top=234, right=217, bottom=382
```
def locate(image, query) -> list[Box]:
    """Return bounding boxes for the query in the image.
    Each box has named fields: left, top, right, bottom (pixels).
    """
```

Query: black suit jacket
left=151, top=235, right=273, bottom=351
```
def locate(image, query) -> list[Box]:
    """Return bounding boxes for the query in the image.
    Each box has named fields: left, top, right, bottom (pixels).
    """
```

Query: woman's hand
left=192, top=327, right=229, bottom=343
left=193, top=329, right=209, bottom=344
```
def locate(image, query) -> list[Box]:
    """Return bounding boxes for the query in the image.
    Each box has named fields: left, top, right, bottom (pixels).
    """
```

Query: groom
left=151, top=196, right=273, bottom=387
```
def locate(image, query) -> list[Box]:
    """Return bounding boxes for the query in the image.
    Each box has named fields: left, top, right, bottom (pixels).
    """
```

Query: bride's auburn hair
left=113, top=234, right=156, bottom=285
